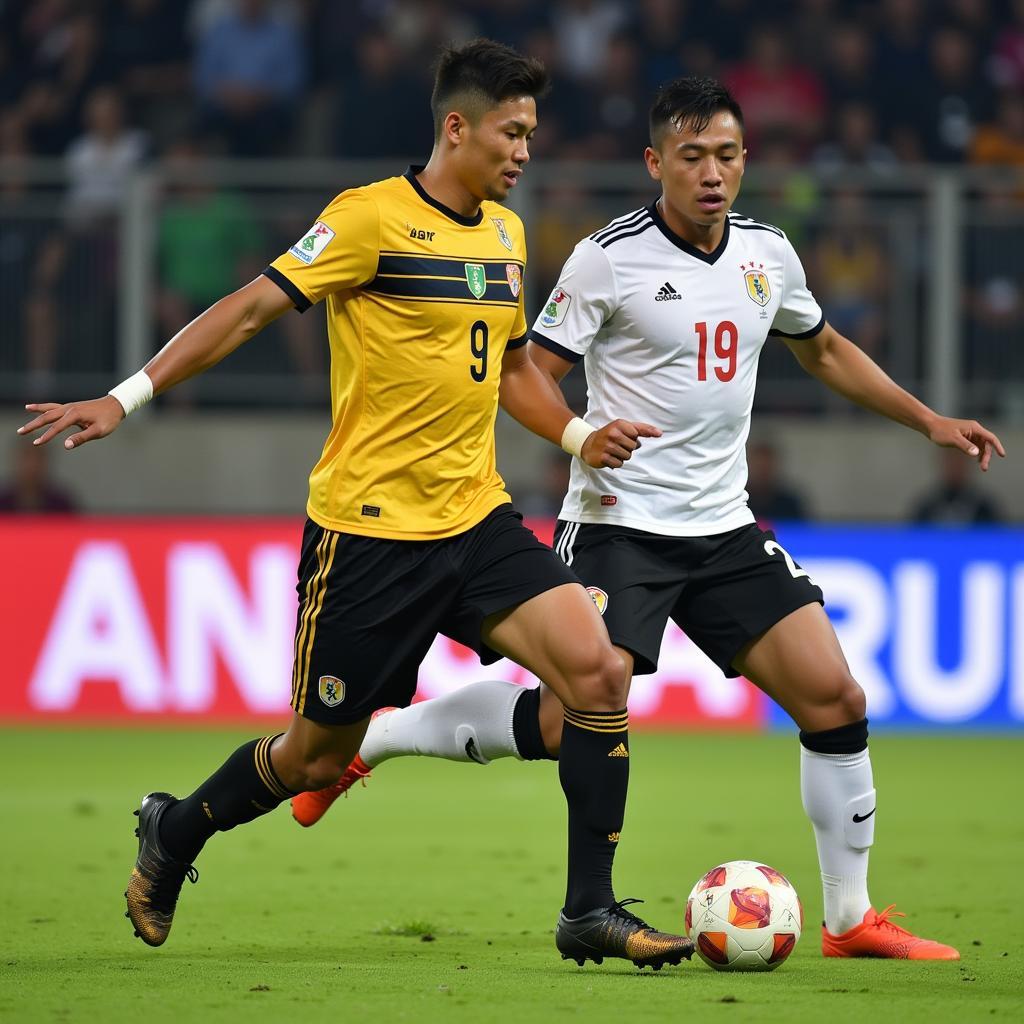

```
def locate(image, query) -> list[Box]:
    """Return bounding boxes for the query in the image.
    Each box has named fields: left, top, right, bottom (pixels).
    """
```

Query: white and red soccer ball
left=685, top=860, right=802, bottom=971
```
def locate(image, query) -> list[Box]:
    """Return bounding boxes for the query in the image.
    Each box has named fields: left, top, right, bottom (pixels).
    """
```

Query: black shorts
left=291, top=505, right=579, bottom=724
left=552, top=521, right=823, bottom=677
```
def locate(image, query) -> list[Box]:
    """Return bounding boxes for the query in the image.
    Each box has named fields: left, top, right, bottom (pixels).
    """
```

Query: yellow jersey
left=264, top=168, right=528, bottom=540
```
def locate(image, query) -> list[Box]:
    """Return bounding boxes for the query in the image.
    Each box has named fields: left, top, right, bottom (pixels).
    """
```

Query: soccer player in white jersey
left=292, top=77, right=1004, bottom=960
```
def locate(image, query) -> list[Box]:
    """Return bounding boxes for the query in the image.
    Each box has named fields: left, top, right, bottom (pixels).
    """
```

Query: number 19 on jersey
left=695, top=321, right=738, bottom=382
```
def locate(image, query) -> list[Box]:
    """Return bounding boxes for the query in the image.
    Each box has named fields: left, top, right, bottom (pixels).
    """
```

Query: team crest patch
left=743, top=266, right=771, bottom=307
left=586, top=586, right=609, bottom=616
left=506, top=263, right=522, bottom=298
left=540, top=287, right=572, bottom=328
left=318, top=675, right=346, bottom=707
left=289, top=221, right=335, bottom=265
left=491, top=217, right=513, bottom=251
left=465, top=263, right=487, bottom=299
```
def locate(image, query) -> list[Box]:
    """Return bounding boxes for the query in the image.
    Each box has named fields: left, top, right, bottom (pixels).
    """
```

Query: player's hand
left=581, top=420, right=661, bottom=469
left=927, top=416, right=1006, bottom=471
left=17, top=396, right=126, bottom=451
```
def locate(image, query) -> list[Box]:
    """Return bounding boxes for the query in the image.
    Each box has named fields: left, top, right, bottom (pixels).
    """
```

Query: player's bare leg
left=732, top=602, right=863, bottom=733
left=733, top=603, right=958, bottom=960
left=483, top=584, right=692, bottom=969
left=126, top=714, right=367, bottom=946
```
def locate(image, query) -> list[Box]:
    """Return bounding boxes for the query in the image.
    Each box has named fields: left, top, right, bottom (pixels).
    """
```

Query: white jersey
left=532, top=203, right=824, bottom=536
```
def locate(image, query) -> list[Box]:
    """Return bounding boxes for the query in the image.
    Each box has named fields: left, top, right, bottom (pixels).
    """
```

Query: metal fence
left=2, top=159, right=1021, bottom=419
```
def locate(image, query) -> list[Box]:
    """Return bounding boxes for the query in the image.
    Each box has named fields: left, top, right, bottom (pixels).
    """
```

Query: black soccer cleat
left=556, top=898, right=695, bottom=970
left=124, top=792, right=198, bottom=947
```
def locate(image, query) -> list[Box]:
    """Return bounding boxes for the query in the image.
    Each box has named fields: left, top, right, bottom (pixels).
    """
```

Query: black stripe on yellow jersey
left=370, top=253, right=524, bottom=305
left=376, top=253, right=524, bottom=281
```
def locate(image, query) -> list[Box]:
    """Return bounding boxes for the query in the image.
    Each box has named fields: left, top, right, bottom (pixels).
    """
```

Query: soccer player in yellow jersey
left=19, top=40, right=693, bottom=969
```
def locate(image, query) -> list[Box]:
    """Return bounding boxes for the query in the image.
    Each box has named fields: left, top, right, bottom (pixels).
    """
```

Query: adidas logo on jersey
left=608, top=742, right=629, bottom=758
left=654, top=282, right=682, bottom=301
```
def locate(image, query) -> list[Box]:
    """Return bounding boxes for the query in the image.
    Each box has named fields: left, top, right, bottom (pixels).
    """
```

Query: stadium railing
left=1, top=159, right=1022, bottom=420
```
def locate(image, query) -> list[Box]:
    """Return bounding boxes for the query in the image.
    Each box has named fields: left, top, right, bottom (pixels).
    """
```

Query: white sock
left=800, top=745, right=875, bottom=935
left=359, top=679, right=524, bottom=768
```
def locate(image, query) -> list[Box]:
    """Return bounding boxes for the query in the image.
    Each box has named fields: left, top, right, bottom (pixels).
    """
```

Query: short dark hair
left=431, top=38, right=549, bottom=139
left=649, top=77, right=744, bottom=147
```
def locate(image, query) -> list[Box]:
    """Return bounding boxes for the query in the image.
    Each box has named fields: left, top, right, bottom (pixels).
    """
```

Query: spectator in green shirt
left=157, top=138, right=264, bottom=315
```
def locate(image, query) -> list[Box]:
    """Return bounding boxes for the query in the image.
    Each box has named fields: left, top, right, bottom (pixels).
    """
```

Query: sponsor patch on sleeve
left=288, top=221, right=335, bottom=265
left=539, top=286, right=572, bottom=328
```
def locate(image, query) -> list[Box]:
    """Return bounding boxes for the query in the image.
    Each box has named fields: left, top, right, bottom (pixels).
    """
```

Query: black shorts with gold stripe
left=291, top=505, right=579, bottom=724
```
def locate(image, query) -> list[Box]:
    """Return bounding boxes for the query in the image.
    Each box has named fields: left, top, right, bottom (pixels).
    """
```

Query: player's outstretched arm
left=499, top=341, right=661, bottom=469
left=18, top=276, right=294, bottom=451
left=785, top=322, right=1006, bottom=471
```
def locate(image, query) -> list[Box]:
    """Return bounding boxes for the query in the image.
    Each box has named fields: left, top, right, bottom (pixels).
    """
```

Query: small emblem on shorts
left=586, top=586, right=608, bottom=616
left=361, top=504, right=381, bottom=518
left=600, top=494, right=617, bottom=506
left=318, top=675, right=346, bottom=707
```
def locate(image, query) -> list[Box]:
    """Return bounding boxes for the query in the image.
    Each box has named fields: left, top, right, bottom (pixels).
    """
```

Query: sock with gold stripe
left=158, top=735, right=296, bottom=863
left=559, top=707, right=629, bottom=917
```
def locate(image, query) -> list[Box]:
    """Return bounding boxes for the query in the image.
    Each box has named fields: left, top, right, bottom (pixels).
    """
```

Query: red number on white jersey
left=695, top=321, right=738, bottom=382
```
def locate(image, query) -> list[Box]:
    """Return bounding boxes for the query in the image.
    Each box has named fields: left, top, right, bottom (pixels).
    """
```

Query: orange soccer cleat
left=290, top=707, right=396, bottom=828
left=822, top=905, right=960, bottom=960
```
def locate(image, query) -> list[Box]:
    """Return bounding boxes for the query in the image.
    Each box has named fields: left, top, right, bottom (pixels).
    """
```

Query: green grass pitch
left=1, top=729, right=1020, bottom=1023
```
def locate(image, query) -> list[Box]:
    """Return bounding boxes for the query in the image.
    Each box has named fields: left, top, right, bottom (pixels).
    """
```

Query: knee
left=802, top=669, right=866, bottom=732
left=564, top=644, right=626, bottom=711
left=834, top=672, right=867, bottom=723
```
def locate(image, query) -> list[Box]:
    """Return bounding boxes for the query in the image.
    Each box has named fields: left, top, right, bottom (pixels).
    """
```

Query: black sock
left=512, top=686, right=556, bottom=761
left=159, top=735, right=296, bottom=863
left=559, top=707, right=629, bottom=917
left=800, top=717, right=869, bottom=754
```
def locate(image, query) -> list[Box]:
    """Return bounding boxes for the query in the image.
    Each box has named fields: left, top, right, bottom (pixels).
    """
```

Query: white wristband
left=560, top=416, right=594, bottom=458
left=108, top=370, right=154, bottom=416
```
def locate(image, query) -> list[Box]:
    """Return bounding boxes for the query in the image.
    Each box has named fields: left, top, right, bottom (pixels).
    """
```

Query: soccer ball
left=685, top=860, right=802, bottom=971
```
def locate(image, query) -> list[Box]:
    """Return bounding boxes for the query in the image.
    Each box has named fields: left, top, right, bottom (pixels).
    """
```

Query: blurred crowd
left=0, top=1, right=1023, bottom=450
left=1, top=0, right=1024, bottom=165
